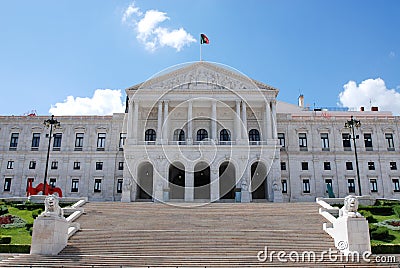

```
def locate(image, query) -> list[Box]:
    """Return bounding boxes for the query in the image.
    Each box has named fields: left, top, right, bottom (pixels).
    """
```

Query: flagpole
left=200, top=38, right=202, bottom=61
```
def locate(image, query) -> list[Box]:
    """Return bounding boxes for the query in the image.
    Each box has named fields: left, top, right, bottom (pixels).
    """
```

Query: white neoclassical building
left=1, top=61, right=400, bottom=202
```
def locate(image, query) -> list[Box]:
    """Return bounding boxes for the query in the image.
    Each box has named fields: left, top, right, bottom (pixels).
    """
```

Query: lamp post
left=43, top=115, right=60, bottom=195
left=344, top=116, right=362, bottom=196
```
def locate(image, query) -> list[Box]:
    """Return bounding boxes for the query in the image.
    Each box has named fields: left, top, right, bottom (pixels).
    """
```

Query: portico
left=122, top=61, right=281, bottom=203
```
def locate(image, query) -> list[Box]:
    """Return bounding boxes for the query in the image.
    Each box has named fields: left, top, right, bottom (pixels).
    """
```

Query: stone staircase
left=1, top=202, right=395, bottom=267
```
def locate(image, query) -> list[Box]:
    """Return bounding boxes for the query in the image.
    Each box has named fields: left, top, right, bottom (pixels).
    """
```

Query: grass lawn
left=0, top=203, right=41, bottom=245
left=0, top=228, right=31, bottom=245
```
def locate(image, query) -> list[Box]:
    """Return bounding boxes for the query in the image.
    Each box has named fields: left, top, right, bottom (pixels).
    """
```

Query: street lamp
left=344, top=116, right=362, bottom=196
left=43, top=115, right=60, bottom=195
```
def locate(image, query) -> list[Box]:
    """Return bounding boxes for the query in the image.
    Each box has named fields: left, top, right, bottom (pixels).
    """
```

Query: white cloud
left=389, top=51, right=396, bottom=58
left=49, top=89, right=125, bottom=116
left=338, top=78, right=400, bottom=114
left=122, top=2, right=196, bottom=52
left=122, top=3, right=142, bottom=24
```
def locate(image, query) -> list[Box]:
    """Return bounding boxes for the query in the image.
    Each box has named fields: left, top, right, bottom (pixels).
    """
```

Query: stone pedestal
left=272, top=189, right=283, bottom=203
left=121, top=189, right=131, bottom=202
left=241, top=190, right=251, bottom=203
left=30, top=215, right=69, bottom=255
left=328, top=216, right=371, bottom=255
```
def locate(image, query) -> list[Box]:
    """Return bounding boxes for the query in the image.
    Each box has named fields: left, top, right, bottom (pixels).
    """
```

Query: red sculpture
left=27, top=181, right=63, bottom=197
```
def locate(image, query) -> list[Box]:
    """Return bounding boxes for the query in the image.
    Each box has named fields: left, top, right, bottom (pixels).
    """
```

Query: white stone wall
left=277, top=111, right=400, bottom=201
left=0, top=115, right=125, bottom=201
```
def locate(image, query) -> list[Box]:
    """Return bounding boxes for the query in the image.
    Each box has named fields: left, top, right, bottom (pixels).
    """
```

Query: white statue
left=272, top=179, right=281, bottom=191
left=241, top=178, right=249, bottom=191
left=339, top=195, right=362, bottom=218
left=122, top=178, right=132, bottom=191
left=42, top=195, right=64, bottom=218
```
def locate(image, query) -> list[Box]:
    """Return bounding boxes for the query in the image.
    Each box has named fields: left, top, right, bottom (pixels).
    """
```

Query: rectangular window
left=281, top=179, right=287, bottom=193
left=4, top=178, right=11, bottom=192
left=94, top=178, right=102, bottom=192
left=117, top=179, right=123, bottom=193
left=385, top=133, right=395, bottom=151
left=96, top=162, right=103, bottom=170
left=118, top=162, right=124, bottom=170
left=280, top=162, right=286, bottom=171
left=370, top=179, right=378, bottom=192
left=119, top=133, right=126, bottom=149
left=53, top=133, right=62, bottom=150
left=368, top=161, right=375, bottom=170
left=97, top=133, right=106, bottom=150
left=49, top=178, right=56, bottom=188
left=342, top=133, right=351, bottom=151
left=31, top=133, right=40, bottom=149
left=346, top=162, right=353, bottom=170
left=393, top=179, right=400, bottom=192
left=7, top=161, right=14, bottom=169
left=325, top=179, right=333, bottom=193
left=364, top=133, right=373, bottom=151
left=390, top=162, right=397, bottom=170
left=9, top=133, right=19, bottom=149
left=301, top=162, right=308, bottom=171
left=51, top=161, right=58, bottom=170
left=348, top=179, right=355, bottom=193
left=73, top=162, right=81, bottom=170
left=71, top=179, right=79, bottom=192
left=278, top=133, right=285, bottom=148
left=321, top=133, right=329, bottom=151
left=324, top=162, right=331, bottom=170
left=29, top=161, right=36, bottom=169
left=75, top=133, right=84, bottom=150
left=298, top=133, right=307, bottom=151
left=302, top=179, right=310, bottom=193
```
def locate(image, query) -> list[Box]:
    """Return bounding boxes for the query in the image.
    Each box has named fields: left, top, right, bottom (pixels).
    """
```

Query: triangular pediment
left=127, top=61, right=277, bottom=92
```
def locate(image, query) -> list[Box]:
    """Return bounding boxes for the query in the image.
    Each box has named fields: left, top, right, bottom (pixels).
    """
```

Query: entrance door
left=137, top=162, right=153, bottom=200
left=194, top=162, right=210, bottom=199
left=219, top=162, right=236, bottom=200
left=251, top=162, right=267, bottom=200
left=169, top=162, right=185, bottom=199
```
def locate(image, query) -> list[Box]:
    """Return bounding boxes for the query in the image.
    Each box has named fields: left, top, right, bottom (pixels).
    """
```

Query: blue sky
left=1, top=1, right=399, bottom=115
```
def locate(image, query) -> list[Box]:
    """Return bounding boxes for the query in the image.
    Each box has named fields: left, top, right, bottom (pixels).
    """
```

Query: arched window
left=173, top=129, right=185, bottom=141
left=196, top=129, right=208, bottom=141
left=145, top=129, right=156, bottom=141
left=220, top=129, right=231, bottom=141
left=249, top=129, right=260, bottom=141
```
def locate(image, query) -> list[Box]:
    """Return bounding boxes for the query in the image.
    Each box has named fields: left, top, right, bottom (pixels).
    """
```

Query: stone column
left=265, top=101, right=272, bottom=140
left=132, top=100, right=139, bottom=144
left=235, top=100, right=241, bottom=142
left=127, top=98, right=134, bottom=140
left=156, top=101, right=163, bottom=144
left=185, top=168, right=194, bottom=202
left=211, top=100, right=217, bottom=141
left=162, top=101, right=169, bottom=144
left=187, top=100, right=193, bottom=144
left=241, top=101, right=248, bottom=141
left=271, top=100, right=277, bottom=139
left=153, top=170, right=164, bottom=202
left=210, top=167, right=219, bottom=202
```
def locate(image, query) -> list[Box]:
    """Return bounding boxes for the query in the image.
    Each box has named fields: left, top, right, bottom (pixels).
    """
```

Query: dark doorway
left=194, top=162, right=210, bottom=199
left=137, top=162, right=153, bottom=200
left=219, top=162, right=236, bottom=199
left=251, top=162, right=267, bottom=200
left=169, top=162, right=185, bottom=199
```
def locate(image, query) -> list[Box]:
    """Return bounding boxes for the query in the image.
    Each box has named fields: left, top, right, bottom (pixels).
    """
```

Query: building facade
left=1, top=62, right=400, bottom=202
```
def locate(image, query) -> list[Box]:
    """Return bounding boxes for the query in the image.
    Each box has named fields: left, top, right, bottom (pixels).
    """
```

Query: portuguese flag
left=200, top=34, right=209, bottom=44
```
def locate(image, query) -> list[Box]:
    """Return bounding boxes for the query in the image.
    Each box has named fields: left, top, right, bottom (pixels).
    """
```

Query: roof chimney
left=298, top=94, right=304, bottom=108
left=371, top=106, right=379, bottom=111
